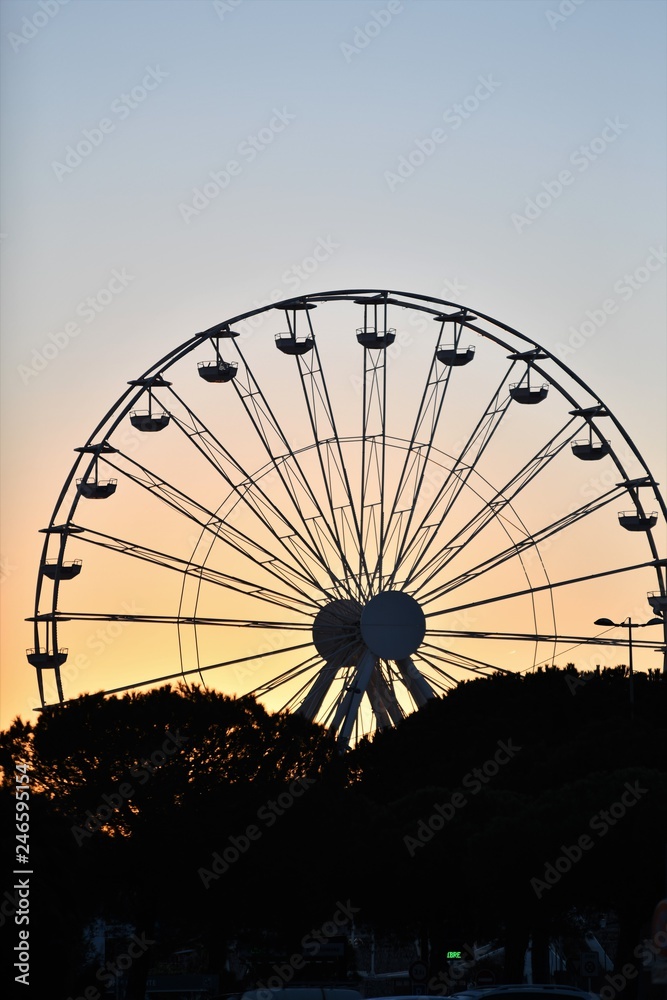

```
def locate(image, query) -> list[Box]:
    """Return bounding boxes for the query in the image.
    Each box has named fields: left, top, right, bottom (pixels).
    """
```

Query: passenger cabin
left=42, top=559, right=82, bottom=581
left=77, top=478, right=117, bottom=499
left=26, top=648, right=68, bottom=668
left=571, top=440, right=611, bottom=461
left=197, top=360, right=238, bottom=382
left=436, top=346, right=475, bottom=366
left=510, top=383, right=549, bottom=404
left=648, top=591, right=667, bottom=615
left=130, top=411, right=170, bottom=432
left=618, top=510, right=658, bottom=531
left=274, top=334, right=314, bottom=355
left=356, top=328, right=396, bottom=349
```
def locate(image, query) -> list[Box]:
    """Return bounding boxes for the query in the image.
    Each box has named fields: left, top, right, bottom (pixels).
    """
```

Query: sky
left=1, top=0, right=665, bottom=732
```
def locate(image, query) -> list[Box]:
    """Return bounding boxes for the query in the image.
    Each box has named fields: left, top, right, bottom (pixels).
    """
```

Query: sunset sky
left=1, top=0, right=665, bottom=732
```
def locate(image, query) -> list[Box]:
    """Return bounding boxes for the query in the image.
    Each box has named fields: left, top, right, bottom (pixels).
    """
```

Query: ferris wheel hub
left=312, top=599, right=363, bottom=664
left=312, top=590, right=426, bottom=664
left=360, top=590, right=426, bottom=660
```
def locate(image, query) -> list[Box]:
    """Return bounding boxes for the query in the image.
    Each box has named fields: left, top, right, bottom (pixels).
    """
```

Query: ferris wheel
left=28, top=289, right=667, bottom=747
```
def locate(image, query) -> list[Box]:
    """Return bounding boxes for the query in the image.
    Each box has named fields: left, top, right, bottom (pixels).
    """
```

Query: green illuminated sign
left=447, top=951, right=462, bottom=959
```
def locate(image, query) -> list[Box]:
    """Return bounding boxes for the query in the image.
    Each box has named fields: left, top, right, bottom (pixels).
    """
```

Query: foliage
left=0, top=668, right=665, bottom=995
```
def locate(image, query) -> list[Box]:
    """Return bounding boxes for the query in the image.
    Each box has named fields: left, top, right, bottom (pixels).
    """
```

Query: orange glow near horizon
left=4, top=295, right=666, bottom=733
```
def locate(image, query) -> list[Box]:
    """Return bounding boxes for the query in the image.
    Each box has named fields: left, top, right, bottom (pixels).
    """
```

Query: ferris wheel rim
left=28, top=288, right=667, bottom=737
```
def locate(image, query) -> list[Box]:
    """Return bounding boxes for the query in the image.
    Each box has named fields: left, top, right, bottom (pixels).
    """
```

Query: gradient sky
left=1, top=0, right=665, bottom=730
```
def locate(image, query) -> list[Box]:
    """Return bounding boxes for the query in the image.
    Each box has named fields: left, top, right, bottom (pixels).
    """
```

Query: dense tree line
left=0, top=666, right=665, bottom=999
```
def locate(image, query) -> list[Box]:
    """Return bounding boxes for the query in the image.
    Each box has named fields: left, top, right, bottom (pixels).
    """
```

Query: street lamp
left=594, top=616, right=663, bottom=717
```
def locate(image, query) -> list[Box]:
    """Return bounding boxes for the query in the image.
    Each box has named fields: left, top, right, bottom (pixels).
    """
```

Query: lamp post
left=594, top=616, right=663, bottom=718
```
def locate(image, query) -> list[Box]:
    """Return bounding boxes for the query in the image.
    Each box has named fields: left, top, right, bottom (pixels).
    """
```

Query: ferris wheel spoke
left=100, top=450, right=329, bottom=603
left=411, top=650, right=460, bottom=690
left=71, top=526, right=317, bottom=613
left=407, top=416, right=585, bottom=593
left=426, top=627, right=660, bottom=649
left=198, top=640, right=316, bottom=684
left=228, top=336, right=358, bottom=600
left=381, top=314, right=471, bottom=585
left=414, top=484, right=627, bottom=605
left=355, top=296, right=394, bottom=593
left=253, top=620, right=367, bottom=705
left=293, top=623, right=367, bottom=721
left=164, top=386, right=335, bottom=595
left=420, top=639, right=514, bottom=676
left=392, top=361, right=517, bottom=589
left=400, top=368, right=517, bottom=587
left=29, top=611, right=312, bottom=629
left=248, top=651, right=324, bottom=701
left=425, top=557, right=660, bottom=620
left=372, top=380, right=445, bottom=585
left=39, top=637, right=318, bottom=707
left=291, top=308, right=369, bottom=599
left=277, top=665, right=332, bottom=715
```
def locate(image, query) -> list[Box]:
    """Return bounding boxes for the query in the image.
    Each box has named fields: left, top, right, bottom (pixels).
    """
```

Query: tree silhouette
left=0, top=667, right=665, bottom=998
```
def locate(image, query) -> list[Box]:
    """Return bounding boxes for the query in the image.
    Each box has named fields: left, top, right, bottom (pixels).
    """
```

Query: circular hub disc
left=312, top=598, right=362, bottom=664
left=360, top=590, right=426, bottom=660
